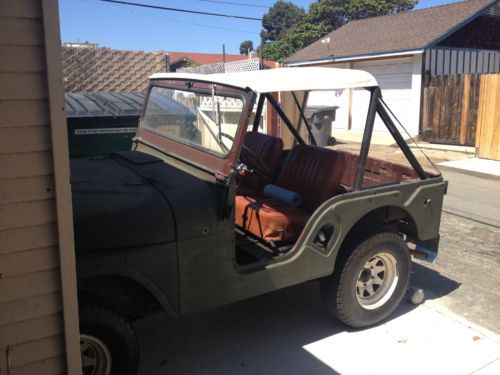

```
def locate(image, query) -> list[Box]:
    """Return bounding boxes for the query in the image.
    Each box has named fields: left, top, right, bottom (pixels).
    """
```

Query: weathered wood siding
left=0, top=1, right=68, bottom=373
left=476, top=74, right=500, bottom=160
left=279, top=91, right=308, bottom=149
left=421, top=74, right=481, bottom=146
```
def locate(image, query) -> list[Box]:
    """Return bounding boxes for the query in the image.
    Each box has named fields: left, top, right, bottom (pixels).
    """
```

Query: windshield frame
left=135, top=79, right=256, bottom=177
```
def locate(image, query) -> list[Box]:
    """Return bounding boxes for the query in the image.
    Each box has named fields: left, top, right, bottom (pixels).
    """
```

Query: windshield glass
left=142, top=85, right=244, bottom=157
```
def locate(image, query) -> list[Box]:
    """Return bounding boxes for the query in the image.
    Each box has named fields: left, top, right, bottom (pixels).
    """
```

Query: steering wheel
left=240, top=145, right=271, bottom=177
left=219, top=132, right=271, bottom=177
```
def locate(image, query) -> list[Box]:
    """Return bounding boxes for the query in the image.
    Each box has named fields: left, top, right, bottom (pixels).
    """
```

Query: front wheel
left=80, top=305, right=139, bottom=375
left=320, top=232, right=411, bottom=328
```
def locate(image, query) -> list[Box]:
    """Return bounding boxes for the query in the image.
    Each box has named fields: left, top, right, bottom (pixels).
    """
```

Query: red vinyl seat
left=235, top=144, right=346, bottom=243
left=237, top=131, right=283, bottom=196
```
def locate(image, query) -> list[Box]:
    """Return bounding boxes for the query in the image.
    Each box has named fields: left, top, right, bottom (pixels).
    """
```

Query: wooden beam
left=41, top=0, right=81, bottom=372
left=459, top=74, right=471, bottom=144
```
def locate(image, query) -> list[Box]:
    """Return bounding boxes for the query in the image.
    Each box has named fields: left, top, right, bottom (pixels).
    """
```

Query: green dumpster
left=65, top=92, right=144, bottom=158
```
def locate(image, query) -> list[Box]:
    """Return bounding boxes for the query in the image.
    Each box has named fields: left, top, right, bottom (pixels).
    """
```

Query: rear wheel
left=80, top=305, right=139, bottom=375
left=320, top=232, right=411, bottom=327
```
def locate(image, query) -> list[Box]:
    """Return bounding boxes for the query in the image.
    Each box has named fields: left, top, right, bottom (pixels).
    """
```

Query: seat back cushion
left=239, top=131, right=284, bottom=194
left=276, top=144, right=346, bottom=212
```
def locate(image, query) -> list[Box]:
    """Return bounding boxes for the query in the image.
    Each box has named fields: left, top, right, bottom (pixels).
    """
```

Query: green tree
left=261, top=1, right=305, bottom=43
left=261, top=0, right=418, bottom=62
left=261, top=20, right=331, bottom=62
left=239, top=40, right=254, bottom=55
left=309, top=0, right=417, bottom=30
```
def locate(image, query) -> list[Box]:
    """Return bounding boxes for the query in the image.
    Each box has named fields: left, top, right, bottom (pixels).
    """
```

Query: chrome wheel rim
left=80, top=334, right=112, bottom=375
left=356, top=253, right=399, bottom=310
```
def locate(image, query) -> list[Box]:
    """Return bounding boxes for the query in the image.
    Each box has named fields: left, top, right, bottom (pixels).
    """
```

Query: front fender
left=78, top=266, right=178, bottom=319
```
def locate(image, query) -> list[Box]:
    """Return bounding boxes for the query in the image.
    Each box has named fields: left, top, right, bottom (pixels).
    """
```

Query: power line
left=95, top=0, right=332, bottom=38
left=98, top=0, right=262, bottom=21
left=197, top=0, right=270, bottom=9
left=97, top=0, right=259, bottom=35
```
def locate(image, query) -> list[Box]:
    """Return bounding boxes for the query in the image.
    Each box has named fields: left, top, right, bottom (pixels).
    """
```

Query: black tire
left=320, top=232, right=411, bottom=328
left=80, top=305, right=139, bottom=375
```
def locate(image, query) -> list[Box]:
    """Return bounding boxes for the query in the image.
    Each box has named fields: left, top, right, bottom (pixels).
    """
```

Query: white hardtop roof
left=149, top=67, right=378, bottom=93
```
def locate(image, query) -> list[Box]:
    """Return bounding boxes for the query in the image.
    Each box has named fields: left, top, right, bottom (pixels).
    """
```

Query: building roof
left=150, top=67, right=378, bottom=93
left=285, top=0, right=498, bottom=64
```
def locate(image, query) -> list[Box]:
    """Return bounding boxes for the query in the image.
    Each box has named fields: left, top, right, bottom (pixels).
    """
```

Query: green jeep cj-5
left=72, top=67, right=446, bottom=374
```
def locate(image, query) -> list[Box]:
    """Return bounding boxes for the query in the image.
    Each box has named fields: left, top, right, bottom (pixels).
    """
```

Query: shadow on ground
left=410, top=262, right=461, bottom=300
left=135, top=263, right=460, bottom=375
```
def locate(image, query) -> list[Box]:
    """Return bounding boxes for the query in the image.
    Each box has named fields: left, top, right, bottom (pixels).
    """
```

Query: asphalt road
left=441, top=170, right=500, bottom=227
left=411, top=170, right=500, bottom=333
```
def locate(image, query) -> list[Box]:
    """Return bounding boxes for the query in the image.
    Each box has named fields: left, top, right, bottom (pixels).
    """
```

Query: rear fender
left=281, top=177, right=447, bottom=275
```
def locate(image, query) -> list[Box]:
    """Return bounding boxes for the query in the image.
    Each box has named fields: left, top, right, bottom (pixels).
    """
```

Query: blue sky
left=59, top=0, right=458, bottom=55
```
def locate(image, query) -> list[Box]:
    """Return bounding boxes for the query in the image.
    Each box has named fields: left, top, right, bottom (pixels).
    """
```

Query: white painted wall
left=306, top=63, right=350, bottom=130
left=352, top=56, right=421, bottom=135
left=305, top=55, right=423, bottom=136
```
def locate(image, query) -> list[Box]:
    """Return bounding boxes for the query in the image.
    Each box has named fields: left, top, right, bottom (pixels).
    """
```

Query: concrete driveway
left=135, top=170, right=500, bottom=374
left=135, top=281, right=500, bottom=375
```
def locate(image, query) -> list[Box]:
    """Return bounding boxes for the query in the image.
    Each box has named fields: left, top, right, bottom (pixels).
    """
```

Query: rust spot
left=473, top=336, right=481, bottom=341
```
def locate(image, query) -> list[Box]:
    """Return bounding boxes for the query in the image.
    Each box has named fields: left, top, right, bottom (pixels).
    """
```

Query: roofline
left=427, top=0, right=499, bottom=49
left=285, top=49, right=424, bottom=66
left=285, top=0, right=499, bottom=67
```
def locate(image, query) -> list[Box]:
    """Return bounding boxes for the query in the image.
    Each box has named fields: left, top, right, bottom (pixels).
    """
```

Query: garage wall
left=351, top=56, right=422, bottom=135
left=303, top=55, right=423, bottom=136
left=306, top=62, right=350, bottom=131
left=0, top=1, right=80, bottom=374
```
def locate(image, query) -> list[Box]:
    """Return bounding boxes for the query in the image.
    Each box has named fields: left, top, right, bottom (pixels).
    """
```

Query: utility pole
left=259, top=36, right=264, bottom=70
left=222, top=44, right=226, bottom=73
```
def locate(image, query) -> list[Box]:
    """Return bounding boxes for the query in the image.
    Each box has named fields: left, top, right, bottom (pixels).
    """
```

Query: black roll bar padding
left=292, top=91, right=316, bottom=146
left=354, top=87, right=380, bottom=191
left=376, top=100, right=428, bottom=180
left=265, top=93, right=306, bottom=145
left=252, top=94, right=266, bottom=132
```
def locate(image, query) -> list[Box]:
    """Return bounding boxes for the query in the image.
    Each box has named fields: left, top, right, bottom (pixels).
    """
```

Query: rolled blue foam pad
left=263, top=184, right=302, bottom=208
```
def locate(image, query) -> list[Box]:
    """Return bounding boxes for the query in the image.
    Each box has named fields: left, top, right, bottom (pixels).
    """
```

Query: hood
left=71, top=150, right=221, bottom=252
left=71, top=152, right=176, bottom=251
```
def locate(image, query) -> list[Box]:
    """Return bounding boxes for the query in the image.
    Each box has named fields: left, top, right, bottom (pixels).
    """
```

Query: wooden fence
left=476, top=74, right=500, bottom=160
left=279, top=91, right=308, bottom=149
left=421, top=74, right=480, bottom=146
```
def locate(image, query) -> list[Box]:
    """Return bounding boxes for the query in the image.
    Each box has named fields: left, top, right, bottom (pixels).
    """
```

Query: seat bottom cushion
left=235, top=195, right=310, bottom=243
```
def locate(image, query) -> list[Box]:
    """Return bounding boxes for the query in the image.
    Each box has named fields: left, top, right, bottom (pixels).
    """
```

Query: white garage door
left=351, top=58, right=416, bottom=134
